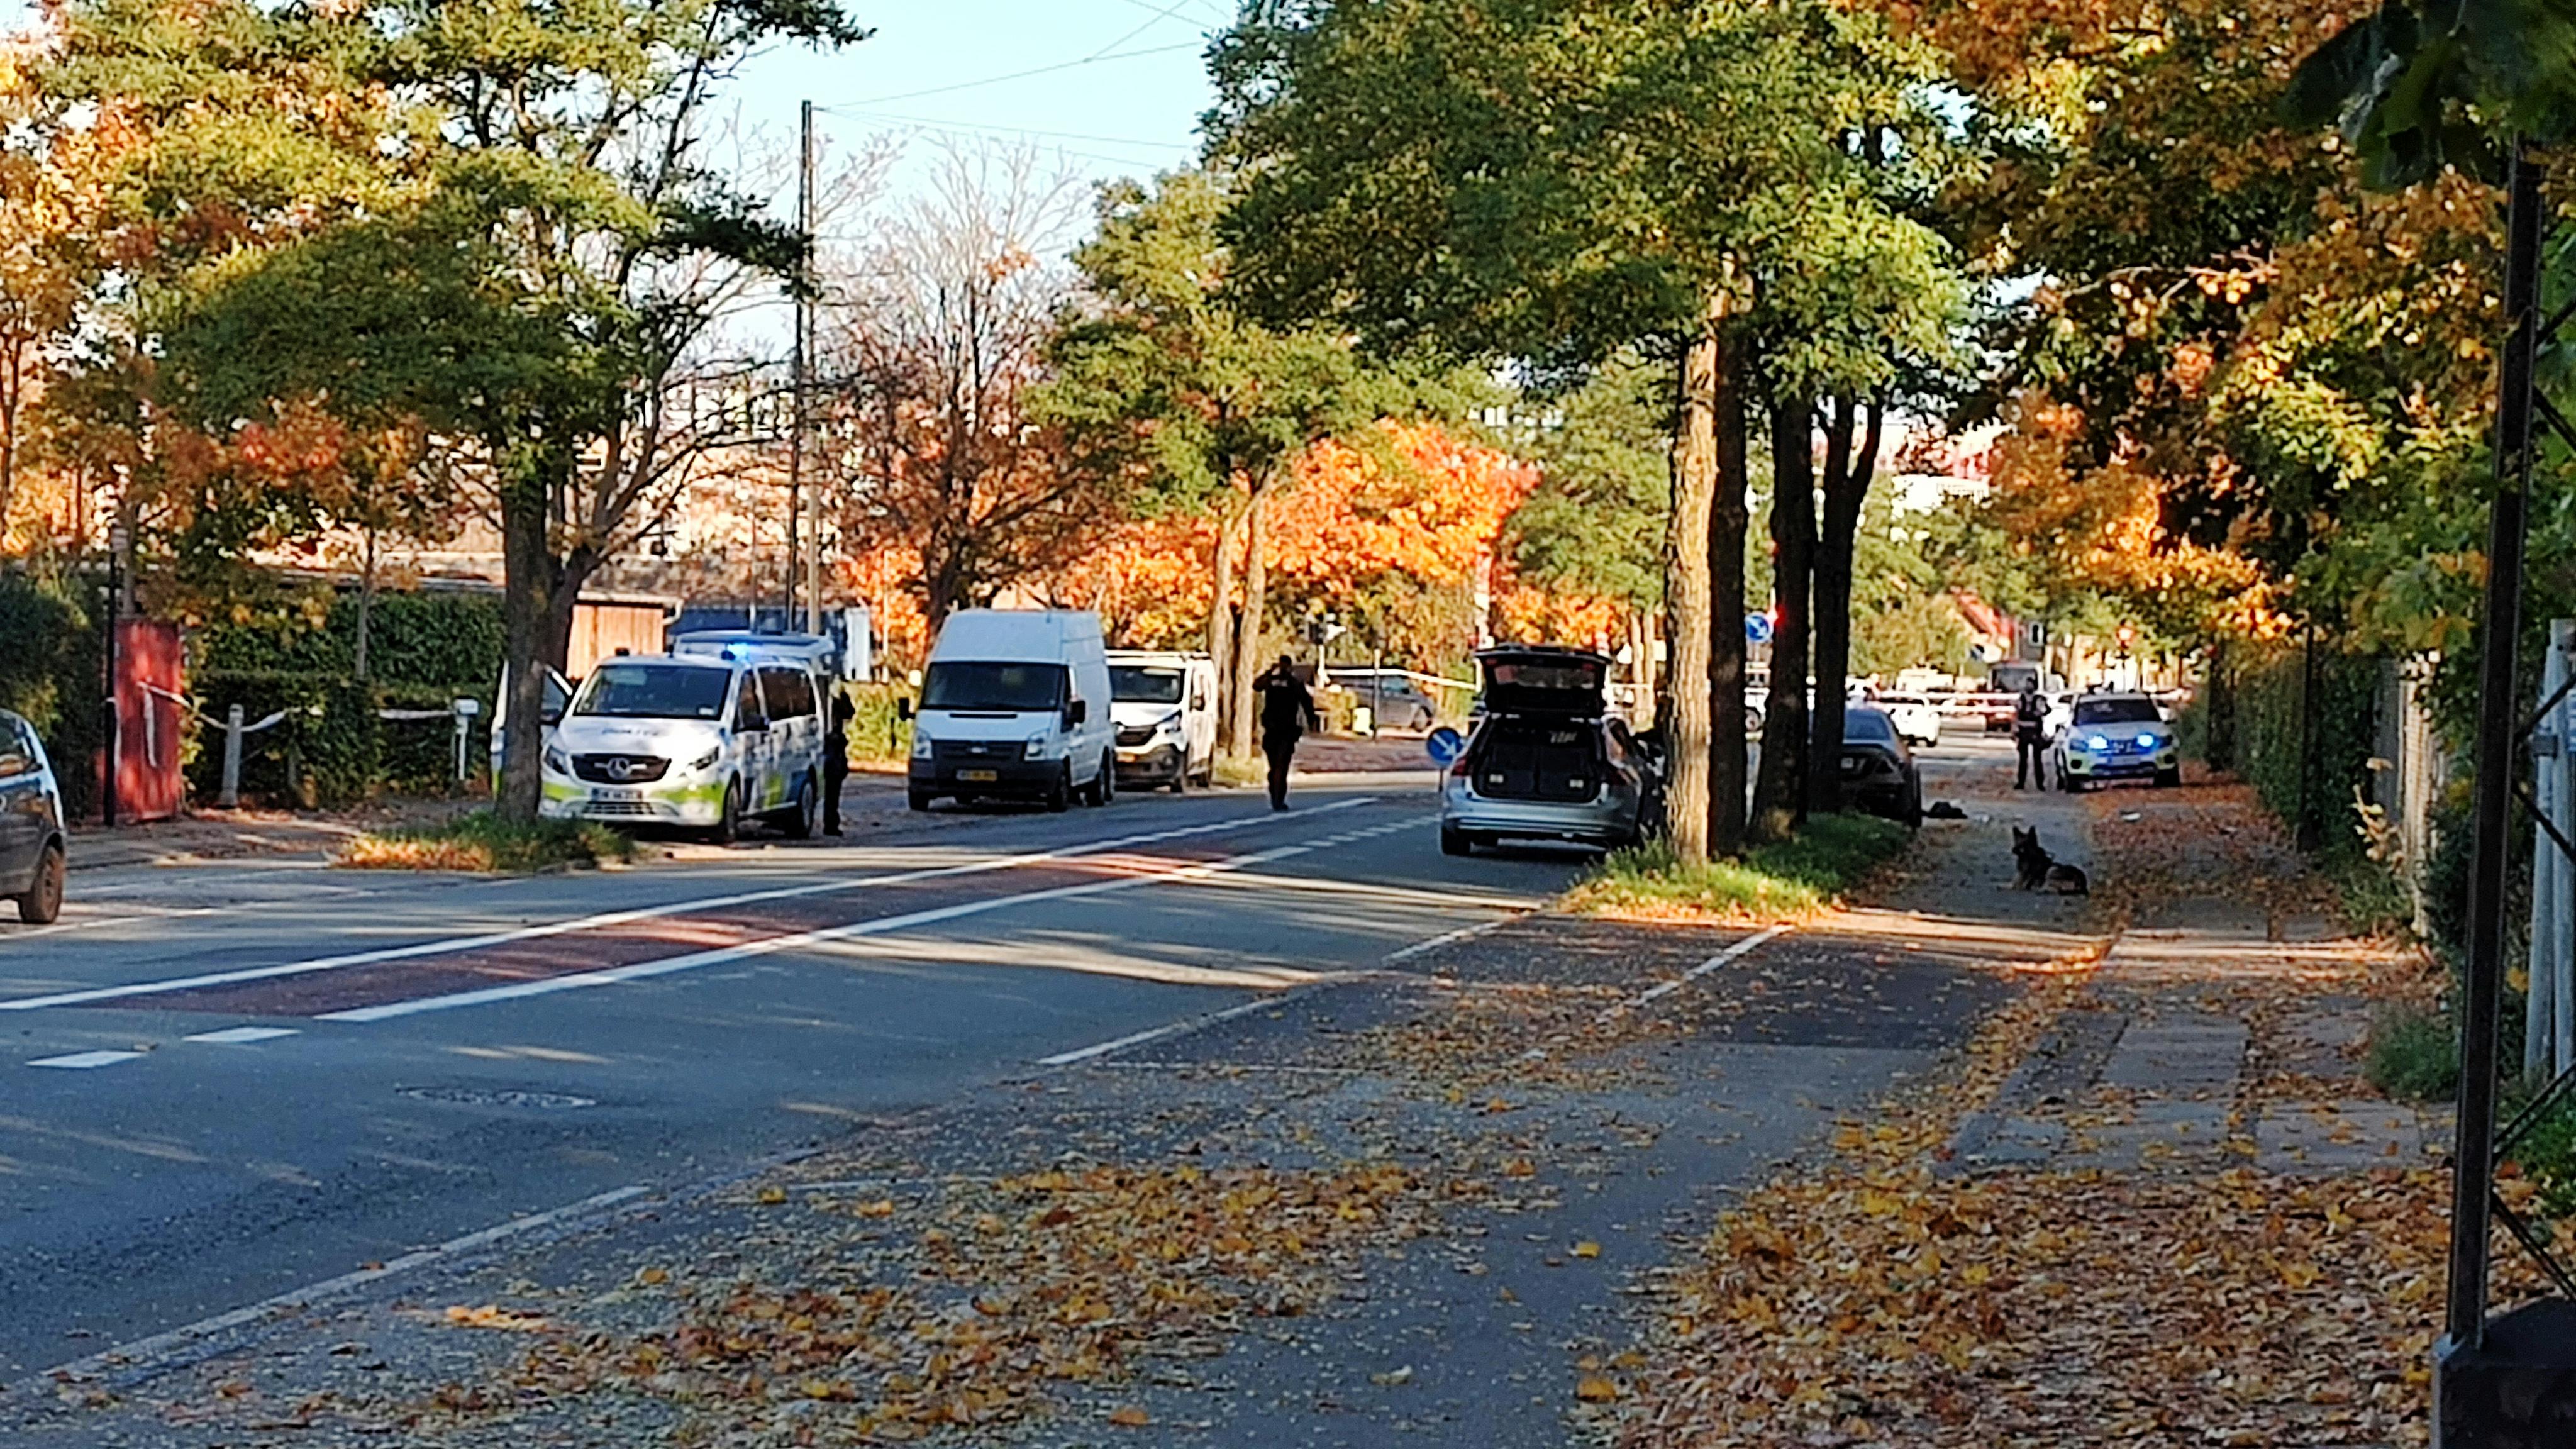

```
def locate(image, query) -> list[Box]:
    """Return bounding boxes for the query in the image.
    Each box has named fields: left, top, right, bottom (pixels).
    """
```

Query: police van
left=538, top=650, right=828, bottom=841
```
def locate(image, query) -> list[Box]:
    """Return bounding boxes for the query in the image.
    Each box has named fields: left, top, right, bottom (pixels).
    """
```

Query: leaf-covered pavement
left=1615, top=774, right=2465, bottom=1449
left=5, top=812, right=2048, bottom=1448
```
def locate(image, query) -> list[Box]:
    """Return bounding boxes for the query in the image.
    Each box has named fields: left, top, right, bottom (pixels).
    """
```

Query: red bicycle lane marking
left=92, top=849, right=1261, bottom=1020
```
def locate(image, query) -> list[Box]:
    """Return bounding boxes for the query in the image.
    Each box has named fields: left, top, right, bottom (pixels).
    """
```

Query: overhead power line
left=823, top=40, right=1202, bottom=110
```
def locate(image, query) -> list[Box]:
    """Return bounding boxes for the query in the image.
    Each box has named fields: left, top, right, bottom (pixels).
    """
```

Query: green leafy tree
left=1040, top=170, right=1429, bottom=758
left=139, top=0, right=866, bottom=820
left=1212, top=0, right=1956, bottom=861
left=1511, top=350, right=1670, bottom=617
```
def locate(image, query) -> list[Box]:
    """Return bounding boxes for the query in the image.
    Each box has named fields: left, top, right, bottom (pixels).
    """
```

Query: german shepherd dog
left=2011, top=826, right=2090, bottom=895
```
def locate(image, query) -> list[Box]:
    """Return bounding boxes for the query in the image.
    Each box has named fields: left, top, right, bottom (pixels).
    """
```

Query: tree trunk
left=1751, top=398, right=1813, bottom=843
left=1207, top=504, right=1240, bottom=752
left=1628, top=609, right=1657, bottom=730
left=496, top=475, right=559, bottom=824
left=1709, top=324, right=1750, bottom=860
left=1664, top=304, right=1723, bottom=866
left=1228, top=486, right=1270, bottom=759
left=353, top=526, right=377, bottom=684
left=1807, top=397, right=1882, bottom=814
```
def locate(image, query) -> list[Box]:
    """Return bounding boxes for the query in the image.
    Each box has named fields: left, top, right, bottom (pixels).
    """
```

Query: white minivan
left=1108, top=650, right=1218, bottom=792
left=904, top=610, right=1116, bottom=812
left=539, top=652, right=828, bottom=841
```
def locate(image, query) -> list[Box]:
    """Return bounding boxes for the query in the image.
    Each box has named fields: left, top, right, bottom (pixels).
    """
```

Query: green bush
left=188, top=590, right=506, bottom=806
left=2365, top=1005, right=2458, bottom=1102
left=197, top=589, right=504, bottom=688
left=0, top=567, right=105, bottom=818
left=2232, top=641, right=2381, bottom=863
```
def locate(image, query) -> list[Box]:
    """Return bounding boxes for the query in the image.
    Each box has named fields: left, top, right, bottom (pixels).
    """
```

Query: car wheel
left=1169, top=763, right=1187, bottom=794
left=16, top=841, right=64, bottom=924
left=2156, top=765, right=2182, bottom=788
left=782, top=775, right=817, bottom=839
left=907, top=787, right=933, bottom=813
left=1046, top=763, right=1072, bottom=813
left=2060, top=770, right=2081, bottom=794
left=1096, top=752, right=1118, bottom=806
left=714, top=779, right=743, bottom=843
left=1440, top=823, right=1472, bottom=857
left=1904, top=777, right=1923, bottom=830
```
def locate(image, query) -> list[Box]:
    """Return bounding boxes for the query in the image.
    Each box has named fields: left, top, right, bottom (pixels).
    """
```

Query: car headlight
left=1024, top=735, right=1048, bottom=760
left=689, top=746, right=721, bottom=772
left=543, top=745, right=573, bottom=775
left=2087, top=735, right=2110, bottom=751
left=2136, top=731, right=2158, bottom=747
left=1155, top=710, right=1183, bottom=735
left=910, top=731, right=933, bottom=759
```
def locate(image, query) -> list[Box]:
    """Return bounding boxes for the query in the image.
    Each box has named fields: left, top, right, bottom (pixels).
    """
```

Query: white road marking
left=0, top=799, right=1378, bottom=1015
left=1036, top=982, right=1364, bottom=1067
left=1598, top=923, right=1794, bottom=1021
left=183, top=1026, right=301, bottom=1045
left=323, top=841, right=1329, bottom=1023
left=1383, top=914, right=1519, bottom=963
left=28, top=1050, right=147, bottom=1069
left=21, top=1184, right=647, bottom=1392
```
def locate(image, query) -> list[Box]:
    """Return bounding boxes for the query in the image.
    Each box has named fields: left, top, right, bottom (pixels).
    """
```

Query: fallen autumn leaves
left=479, top=1162, right=1446, bottom=1442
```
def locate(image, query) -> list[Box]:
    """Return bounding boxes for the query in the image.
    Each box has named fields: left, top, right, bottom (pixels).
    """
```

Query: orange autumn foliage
left=1982, top=396, right=2287, bottom=641
left=1267, top=422, right=1536, bottom=601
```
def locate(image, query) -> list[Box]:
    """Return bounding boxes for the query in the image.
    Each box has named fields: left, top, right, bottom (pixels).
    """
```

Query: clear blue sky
left=729, top=0, right=1221, bottom=238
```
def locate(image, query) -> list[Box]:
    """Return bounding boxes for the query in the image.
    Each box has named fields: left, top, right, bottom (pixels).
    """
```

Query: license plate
left=958, top=769, right=999, bottom=783
left=596, top=787, right=643, bottom=801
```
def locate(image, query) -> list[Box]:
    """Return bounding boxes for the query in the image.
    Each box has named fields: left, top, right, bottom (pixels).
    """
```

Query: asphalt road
left=0, top=777, right=1585, bottom=1379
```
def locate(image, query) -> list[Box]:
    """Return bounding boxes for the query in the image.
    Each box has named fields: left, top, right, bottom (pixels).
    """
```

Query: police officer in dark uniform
left=2013, top=680, right=2048, bottom=791
left=824, top=690, right=855, bottom=834
left=1253, top=655, right=1321, bottom=811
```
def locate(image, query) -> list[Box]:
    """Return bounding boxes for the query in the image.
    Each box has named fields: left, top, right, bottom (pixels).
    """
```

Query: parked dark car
left=1440, top=647, right=1643, bottom=855
left=1, top=708, right=67, bottom=923
left=1839, top=704, right=1922, bottom=827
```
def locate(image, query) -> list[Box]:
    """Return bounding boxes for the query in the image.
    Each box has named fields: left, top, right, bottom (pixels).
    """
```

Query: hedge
left=188, top=670, right=492, bottom=806
left=0, top=567, right=105, bottom=818
left=196, top=589, right=505, bottom=689
left=2224, top=639, right=2382, bottom=863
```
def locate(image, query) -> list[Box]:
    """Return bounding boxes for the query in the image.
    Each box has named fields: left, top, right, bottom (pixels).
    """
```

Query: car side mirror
left=1067, top=698, right=1088, bottom=726
left=540, top=704, right=564, bottom=727
left=1190, top=692, right=1207, bottom=711
left=896, top=697, right=914, bottom=721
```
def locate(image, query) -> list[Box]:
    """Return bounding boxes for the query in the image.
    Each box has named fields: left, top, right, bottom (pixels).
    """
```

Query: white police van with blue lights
left=537, top=646, right=828, bottom=842
left=2049, top=690, right=2181, bottom=792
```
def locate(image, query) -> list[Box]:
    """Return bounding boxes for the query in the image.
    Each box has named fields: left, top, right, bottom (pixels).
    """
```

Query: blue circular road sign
left=1425, top=726, right=1467, bottom=765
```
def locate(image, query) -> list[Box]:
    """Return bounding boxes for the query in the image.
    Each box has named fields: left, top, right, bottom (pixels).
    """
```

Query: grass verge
left=2364, top=1003, right=2458, bottom=1101
left=1563, top=813, right=1912, bottom=923
left=339, top=810, right=635, bottom=873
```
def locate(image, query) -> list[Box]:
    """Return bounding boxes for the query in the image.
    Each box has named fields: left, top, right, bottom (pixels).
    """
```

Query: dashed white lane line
left=183, top=1026, right=301, bottom=1045
left=28, top=1050, right=147, bottom=1069
left=0, top=799, right=1378, bottom=1016
left=318, top=841, right=1334, bottom=1024
left=1597, top=923, right=1794, bottom=1021
left=1382, top=914, right=1518, bottom=963
left=1035, top=985, right=1363, bottom=1067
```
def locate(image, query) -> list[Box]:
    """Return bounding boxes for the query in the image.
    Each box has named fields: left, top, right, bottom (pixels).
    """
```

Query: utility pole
left=792, top=98, right=818, bottom=636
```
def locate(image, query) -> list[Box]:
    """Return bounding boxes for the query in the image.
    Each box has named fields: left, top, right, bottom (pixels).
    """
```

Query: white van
left=539, top=652, right=827, bottom=841
left=904, top=610, right=1115, bottom=812
left=1108, top=650, right=1218, bottom=792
